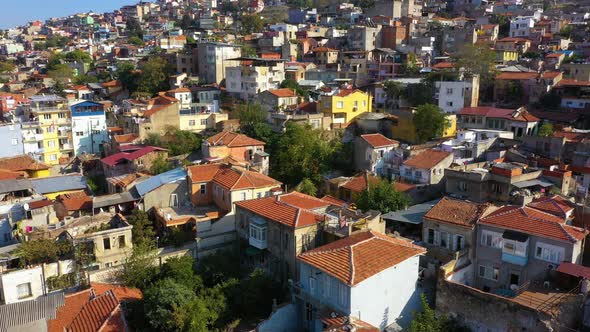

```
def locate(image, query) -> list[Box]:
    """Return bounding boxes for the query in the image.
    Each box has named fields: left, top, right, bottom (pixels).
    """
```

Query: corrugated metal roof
left=0, top=179, right=33, bottom=194
left=31, top=175, right=87, bottom=194
left=93, top=191, right=139, bottom=209
left=135, top=168, right=187, bottom=197
left=0, top=292, right=65, bottom=332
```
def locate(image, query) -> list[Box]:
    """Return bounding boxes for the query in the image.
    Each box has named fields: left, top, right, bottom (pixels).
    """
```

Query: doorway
left=509, top=271, right=520, bottom=286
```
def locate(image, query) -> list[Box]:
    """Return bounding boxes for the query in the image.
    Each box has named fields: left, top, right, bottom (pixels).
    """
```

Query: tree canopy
left=126, top=210, right=156, bottom=248
left=15, top=239, right=72, bottom=266
left=455, top=44, right=497, bottom=82
left=65, top=50, right=92, bottom=63
left=137, top=56, right=174, bottom=96
left=280, top=79, right=308, bottom=97
left=145, top=128, right=202, bottom=156
left=241, top=14, right=265, bottom=34
left=48, top=64, right=75, bottom=83
left=355, top=177, right=410, bottom=213
left=150, top=155, right=173, bottom=175
left=413, top=104, right=448, bottom=143
left=538, top=123, right=554, bottom=137
left=0, top=61, right=16, bottom=74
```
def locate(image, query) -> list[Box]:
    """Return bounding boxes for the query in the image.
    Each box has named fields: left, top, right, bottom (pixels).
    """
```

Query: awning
left=512, top=179, right=554, bottom=189
left=557, top=262, right=590, bottom=279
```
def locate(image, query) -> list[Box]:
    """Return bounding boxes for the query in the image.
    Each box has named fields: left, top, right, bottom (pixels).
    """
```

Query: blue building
left=0, top=123, right=24, bottom=159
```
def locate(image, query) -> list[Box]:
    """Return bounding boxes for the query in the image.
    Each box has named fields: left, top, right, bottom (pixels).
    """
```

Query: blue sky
left=1, top=0, right=146, bottom=29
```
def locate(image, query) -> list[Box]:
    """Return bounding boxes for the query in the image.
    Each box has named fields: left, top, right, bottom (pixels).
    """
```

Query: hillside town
left=1, top=0, right=590, bottom=331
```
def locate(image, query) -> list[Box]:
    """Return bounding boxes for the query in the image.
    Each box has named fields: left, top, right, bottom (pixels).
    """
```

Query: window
left=284, top=233, right=289, bottom=249
left=103, top=238, right=111, bottom=250
left=458, top=181, right=467, bottom=192
left=503, top=240, right=526, bottom=257
left=16, top=283, right=32, bottom=299
left=11, top=138, right=17, bottom=145
left=414, top=170, right=422, bottom=178
left=58, top=113, right=66, bottom=118
left=440, top=231, right=450, bottom=249
left=446, top=88, right=453, bottom=95
left=481, top=230, right=502, bottom=248
left=200, top=184, right=206, bottom=195
left=249, top=223, right=266, bottom=241
left=337, top=101, right=343, bottom=109
left=118, top=235, right=126, bottom=248
left=446, top=101, right=454, bottom=107
left=363, top=100, right=366, bottom=107
left=201, top=119, right=208, bottom=126
left=354, top=101, right=358, bottom=108
left=49, top=154, right=57, bottom=161
left=535, top=242, right=564, bottom=263
left=427, top=228, right=435, bottom=245
left=309, top=276, right=316, bottom=293
left=46, top=126, right=55, bottom=133
left=47, top=140, right=55, bottom=148
left=43, top=114, right=51, bottom=120
left=455, top=235, right=464, bottom=251
left=240, top=192, right=247, bottom=200
left=478, top=265, right=499, bottom=281
left=257, top=192, right=262, bottom=198
left=76, top=131, right=84, bottom=137
left=188, top=120, right=196, bottom=126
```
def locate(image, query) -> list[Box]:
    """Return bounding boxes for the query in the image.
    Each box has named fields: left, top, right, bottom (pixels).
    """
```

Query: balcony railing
left=501, top=252, right=528, bottom=266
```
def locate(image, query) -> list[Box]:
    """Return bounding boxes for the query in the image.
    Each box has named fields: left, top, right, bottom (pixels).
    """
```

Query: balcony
left=24, top=134, right=44, bottom=142
left=502, top=252, right=528, bottom=266
left=60, top=144, right=73, bottom=151
left=248, top=218, right=267, bottom=250
left=501, top=231, right=529, bottom=266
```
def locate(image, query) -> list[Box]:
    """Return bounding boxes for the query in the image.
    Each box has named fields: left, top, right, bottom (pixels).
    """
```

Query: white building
left=226, top=61, right=286, bottom=100
left=71, top=100, right=107, bottom=156
left=435, top=76, right=479, bottom=114
left=0, top=266, right=45, bottom=304
left=197, top=42, right=242, bottom=84
left=296, top=231, right=426, bottom=331
left=510, top=16, right=535, bottom=37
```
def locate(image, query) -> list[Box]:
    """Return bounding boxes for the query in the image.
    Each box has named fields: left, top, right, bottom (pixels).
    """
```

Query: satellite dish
left=23, top=203, right=30, bottom=211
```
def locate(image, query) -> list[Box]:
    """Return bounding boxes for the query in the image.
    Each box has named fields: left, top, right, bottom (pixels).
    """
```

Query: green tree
left=236, top=102, right=276, bottom=142
left=413, top=104, right=447, bottom=143
left=271, top=123, right=336, bottom=186
left=241, top=44, right=257, bottom=57
left=128, top=36, right=144, bottom=46
left=179, top=14, right=194, bottom=30
left=74, top=74, right=98, bottom=85
left=150, top=155, right=173, bottom=174
left=356, top=178, right=410, bottom=213
left=65, top=50, right=92, bottom=63
left=298, top=178, right=318, bottom=196
left=167, top=129, right=202, bottom=156
left=0, top=61, right=16, bottom=74
left=16, top=239, right=72, bottom=266
left=119, top=243, right=159, bottom=289
left=241, top=14, right=265, bottom=34
left=455, top=44, right=497, bottom=82
left=505, top=81, right=524, bottom=103
left=402, top=82, right=435, bottom=107
left=160, top=256, right=202, bottom=291
left=280, top=79, right=308, bottom=97
left=127, top=210, right=156, bottom=248
left=144, top=278, right=196, bottom=331
left=48, top=64, right=74, bottom=82
left=383, top=80, right=402, bottom=108
left=196, top=247, right=242, bottom=287
left=137, top=56, right=174, bottom=96
left=538, top=123, right=554, bottom=137
left=560, top=25, right=573, bottom=37
left=116, top=61, right=139, bottom=93
left=409, top=294, right=446, bottom=332
left=354, top=0, right=375, bottom=9
left=126, top=16, right=144, bottom=38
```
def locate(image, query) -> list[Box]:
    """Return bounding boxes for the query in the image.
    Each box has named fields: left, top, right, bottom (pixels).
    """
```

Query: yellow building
left=317, top=89, right=373, bottom=129
left=391, top=109, right=456, bottom=144
left=495, top=49, right=519, bottom=64
left=25, top=95, right=73, bottom=165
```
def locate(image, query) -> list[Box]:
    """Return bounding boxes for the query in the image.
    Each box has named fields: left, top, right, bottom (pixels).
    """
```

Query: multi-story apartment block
left=0, top=123, right=24, bottom=159
left=435, top=75, right=480, bottom=114
left=510, top=16, right=535, bottom=37
left=23, top=95, right=73, bottom=165
left=226, top=59, right=286, bottom=99
left=317, top=89, right=373, bottom=129
left=71, top=101, right=107, bottom=156
left=197, top=42, right=242, bottom=84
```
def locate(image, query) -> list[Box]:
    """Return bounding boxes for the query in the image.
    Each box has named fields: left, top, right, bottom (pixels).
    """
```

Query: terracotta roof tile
left=432, top=61, right=455, bottom=69
left=459, top=107, right=539, bottom=122
left=48, top=289, right=93, bottom=332
left=113, top=133, right=139, bottom=144
left=268, top=88, right=297, bottom=98
left=0, top=168, right=25, bottom=180
left=496, top=72, right=539, bottom=80
left=360, top=133, right=399, bottom=148
left=101, top=146, right=167, bottom=166
left=424, top=197, right=488, bottom=228
left=187, top=163, right=225, bottom=182
left=188, top=164, right=281, bottom=190
left=56, top=192, right=92, bottom=211
left=91, top=283, right=142, bottom=302
left=340, top=173, right=377, bottom=193
left=321, top=195, right=347, bottom=206
left=335, top=89, right=362, bottom=97
left=403, top=150, right=451, bottom=169
left=0, top=155, right=50, bottom=172
left=479, top=206, right=588, bottom=243
left=28, top=199, right=53, bottom=209
left=206, top=131, right=265, bottom=147
left=298, top=231, right=425, bottom=286
left=277, top=191, right=331, bottom=210
left=235, top=193, right=324, bottom=228
left=528, top=195, right=576, bottom=218
left=67, top=290, right=119, bottom=332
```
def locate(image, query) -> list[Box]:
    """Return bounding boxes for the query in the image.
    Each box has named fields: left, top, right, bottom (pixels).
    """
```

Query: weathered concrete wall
left=257, top=303, right=300, bottom=332
left=436, top=276, right=583, bottom=331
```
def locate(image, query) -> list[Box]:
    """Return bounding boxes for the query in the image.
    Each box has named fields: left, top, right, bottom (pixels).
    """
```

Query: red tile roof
left=336, top=89, right=362, bottom=97
left=496, top=72, right=539, bottom=80
left=235, top=194, right=324, bottom=228
left=277, top=191, right=331, bottom=210
left=340, top=173, right=378, bottom=193
left=541, top=71, right=562, bottom=79
left=56, top=192, right=92, bottom=211
left=206, top=131, right=265, bottom=147
left=187, top=164, right=281, bottom=190
left=101, top=146, right=167, bottom=166
left=0, top=168, right=25, bottom=180
left=360, top=133, right=399, bottom=148
left=458, top=107, right=539, bottom=122
left=528, top=195, right=576, bottom=218
left=432, top=61, right=455, bottom=69
left=312, top=46, right=338, bottom=52
left=479, top=206, right=587, bottom=243
left=321, top=195, right=347, bottom=206
left=268, top=88, right=297, bottom=98
left=27, top=199, right=53, bottom=209
left=556, top=262, right=590, bottom=279
left=556, top=79, right=590, bottom=87
left=113, top=133, right=139, bottom=144
left=298, top=231, right=425, bottom=286
left=0, top=155, right=50, bottom=171
left=403, top=150, right=451, bottom=169
left=321, top=314, right=379, bottom=332
left=91, top=283, right=143, bottom=302
left=497, top=37, right=531, bottom=43
left=424, top=197, right=489, bottom=228
left=67, top=290, right=119, bottom=332
left=48, top=289, right=93, bottom=332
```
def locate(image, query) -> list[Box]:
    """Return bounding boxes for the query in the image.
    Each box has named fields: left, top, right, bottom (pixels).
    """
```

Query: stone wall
left=436, top=276, right=584, bottom=331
